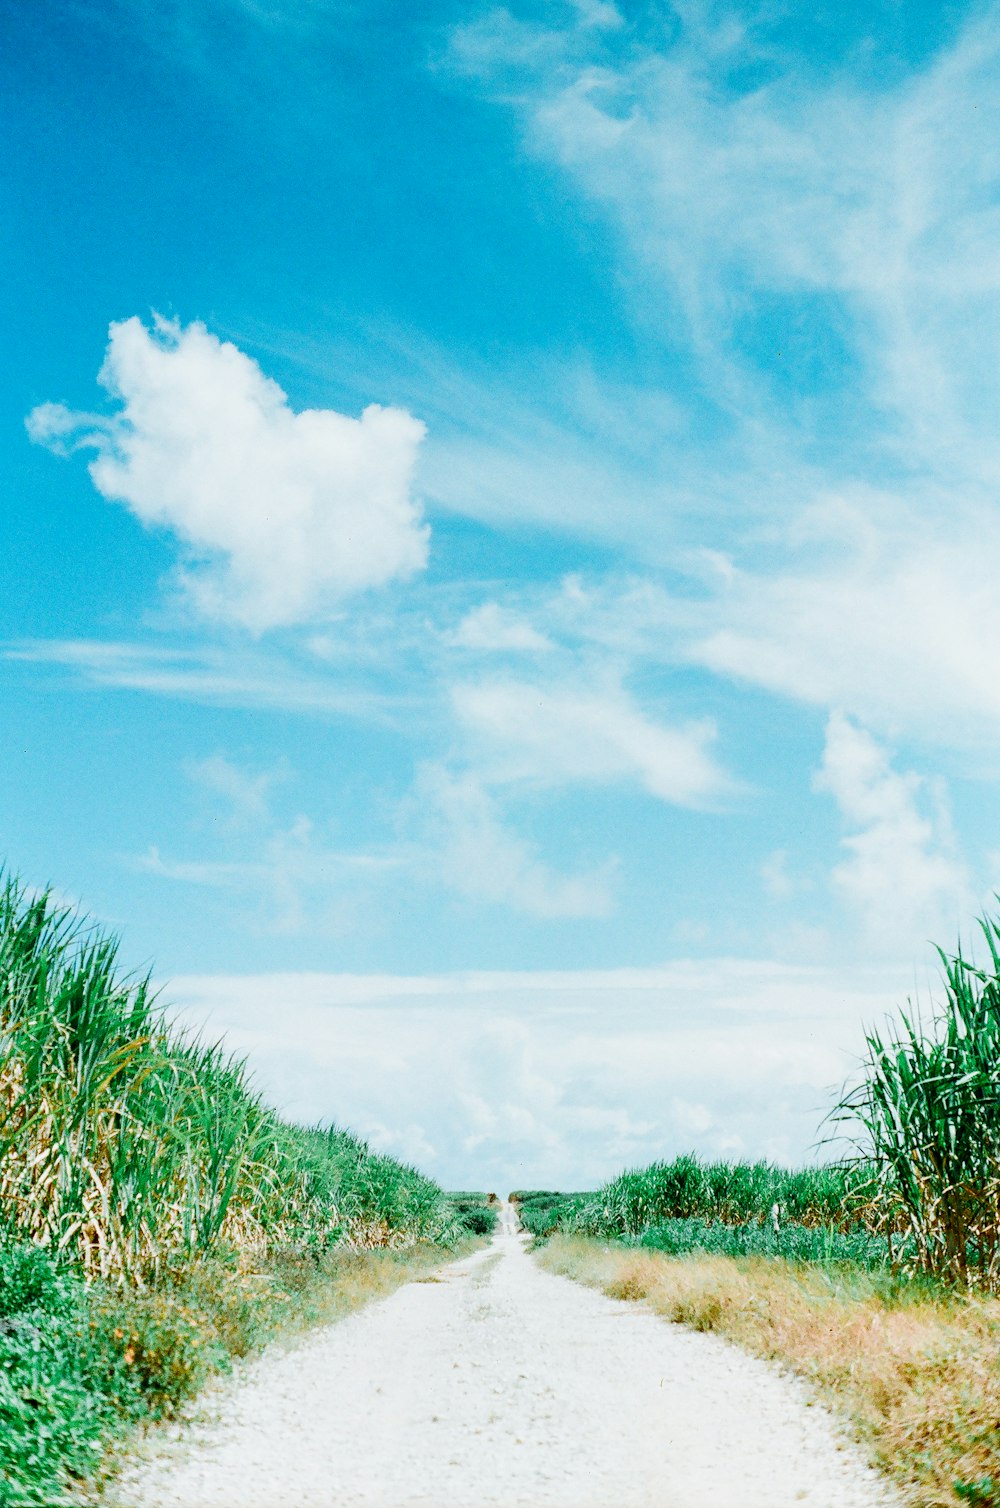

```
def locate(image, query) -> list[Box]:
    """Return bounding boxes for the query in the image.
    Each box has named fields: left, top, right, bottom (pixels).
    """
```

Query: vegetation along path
left=115, top=1207, right=898, bottom=1508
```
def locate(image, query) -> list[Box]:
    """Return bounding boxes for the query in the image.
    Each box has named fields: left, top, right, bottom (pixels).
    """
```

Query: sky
left=4, top=0, right=1000, bottom=1190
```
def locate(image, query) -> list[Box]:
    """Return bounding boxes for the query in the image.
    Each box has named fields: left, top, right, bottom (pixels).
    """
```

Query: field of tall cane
left=570, top=1156, right=863, bottom=1237
left=0, top=875, right=455, bottom=1281
left=837, top=911, right=1000, bottom=1288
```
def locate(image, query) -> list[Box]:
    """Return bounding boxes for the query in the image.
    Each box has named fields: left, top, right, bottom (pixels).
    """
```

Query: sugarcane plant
left=837, top=911, right=1000, bottom=1287
left=0, top=873, right=457, bottom=1281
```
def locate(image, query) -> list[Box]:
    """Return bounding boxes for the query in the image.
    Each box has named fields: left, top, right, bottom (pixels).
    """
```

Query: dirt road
left=117, top=1211, right=898, bottom=1508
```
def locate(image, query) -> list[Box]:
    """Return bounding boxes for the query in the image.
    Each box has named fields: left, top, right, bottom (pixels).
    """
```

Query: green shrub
left=445, top=1193, right=499, bottom=1239
left=0, top=1241, right=77, bottom=1318
left=84, top=1285, right=228, bottom=1420
left=513, top=1191, right=593, bottom=1237
left=0, top=1243, right=105, bottom=1508
left=457, top=1205, right=498, bottom=1237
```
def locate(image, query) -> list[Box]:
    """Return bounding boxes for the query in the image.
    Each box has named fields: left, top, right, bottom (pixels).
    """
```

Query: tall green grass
left=528, top=908, right=1000, bottom=1292
left=837, top=910, right=1000, bottom=1287
left=520, top=1158, right=870, bottom=1248
left=0, top=872, right=470, bottom=1504
left=633, top=1217, right=896, bottom=1266
left=0, top=874, right=458, bottom=1279
left=576, top=1156, right=864, bottom=1238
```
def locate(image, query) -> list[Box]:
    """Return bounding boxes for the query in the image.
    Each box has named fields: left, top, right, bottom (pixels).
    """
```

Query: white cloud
left=452, top=675, right=732, bottom=806
left=185, top=753, right=282, bottom=825
left=687, top=493, right=1000, bottom=753
left=4, top=638, right=394, bottom=720
left=450, top=603, right=554, bottom=654
left=813, top=712, right=971, bottom=951
left=27, top=316, right=428, bottom=631
left=163, top=958, right=915, bottom=1189
left=419, top=764, right=614, bottom=919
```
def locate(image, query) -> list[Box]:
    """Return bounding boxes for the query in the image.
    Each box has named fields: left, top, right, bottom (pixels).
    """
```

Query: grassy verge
left=538, top=1235, right=1000, bottom=1508
left=2, top=1234, right=476, bottom=1507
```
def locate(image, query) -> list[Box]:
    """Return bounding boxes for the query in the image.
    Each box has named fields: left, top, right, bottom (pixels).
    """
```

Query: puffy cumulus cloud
left=814, top=713, right=971, bottom=952
left=27, top=316, right=428, bottom=631
left=452, top=676, right=732, bottom=807
left=419, top=764, right=614, bottom=919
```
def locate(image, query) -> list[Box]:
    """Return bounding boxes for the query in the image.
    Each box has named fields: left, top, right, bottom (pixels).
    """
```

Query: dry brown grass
left=538, top=1235, right=1000, bottom=1507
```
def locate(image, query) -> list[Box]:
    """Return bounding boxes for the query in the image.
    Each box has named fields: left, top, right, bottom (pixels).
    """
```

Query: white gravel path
left=116, top=1207, right=901, bottom=1508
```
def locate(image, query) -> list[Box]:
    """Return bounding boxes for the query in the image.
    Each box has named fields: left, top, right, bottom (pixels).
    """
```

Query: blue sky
left=4, top=0, right=1000, bottom=1188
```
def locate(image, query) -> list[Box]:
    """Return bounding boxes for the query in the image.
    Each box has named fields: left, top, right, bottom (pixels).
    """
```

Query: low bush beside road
left=445, top=1193, right=499, bottom=1238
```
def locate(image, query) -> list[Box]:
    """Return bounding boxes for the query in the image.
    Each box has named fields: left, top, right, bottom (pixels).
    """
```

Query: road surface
left=115, top=1206, right=898, bottom=1508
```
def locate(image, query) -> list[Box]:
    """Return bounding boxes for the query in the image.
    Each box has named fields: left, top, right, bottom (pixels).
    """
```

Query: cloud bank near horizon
left=164, top=959, right=921, bottom=1190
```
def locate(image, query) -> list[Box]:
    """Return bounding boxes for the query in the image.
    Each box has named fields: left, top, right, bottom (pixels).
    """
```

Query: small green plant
left=956, top=1480, right=1000, bottom=1506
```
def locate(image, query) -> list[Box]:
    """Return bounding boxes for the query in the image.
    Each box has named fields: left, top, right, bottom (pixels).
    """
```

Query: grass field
left=0, top=875, right=479, bottom=1506
left=11, top=869, right=1000, bottom=1504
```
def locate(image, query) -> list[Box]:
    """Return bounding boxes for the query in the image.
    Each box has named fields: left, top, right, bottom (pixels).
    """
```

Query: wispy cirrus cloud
left=441, top=6, right=1000, bottom=764
left=416, top=763, right=616, bottom=919
left=451, top=674, right=733, bottom=808
left=135, top=752, right=400, bottom=935
left=450, top=5, right=1000, bottom=480
left=3, top=637, right=405, bottom=721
